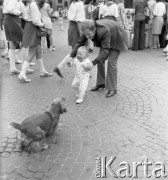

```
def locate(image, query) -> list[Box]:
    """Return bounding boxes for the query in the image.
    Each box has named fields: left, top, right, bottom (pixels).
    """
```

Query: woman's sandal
left=18, top=74, right=31, bottom=83
left=50, top=46, right=55, bottom=52
left=40, top=72, right=52, bottom=77
left=42, top=48, right=45, bottom=53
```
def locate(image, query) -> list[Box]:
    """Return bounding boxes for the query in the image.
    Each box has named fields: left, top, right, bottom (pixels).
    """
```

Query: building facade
left=51, top=0, right=135, bottom=11
left=51, top=0, right=70, bottom=10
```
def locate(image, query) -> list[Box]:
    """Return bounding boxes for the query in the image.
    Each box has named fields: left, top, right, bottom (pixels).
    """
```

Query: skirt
left=22, top=21, right=41, bottom=48
left=4, top=14, right=23, bottom=43
left=68, top=21, right=80, bottom=47
left=152, top=16, right=164, bottom=35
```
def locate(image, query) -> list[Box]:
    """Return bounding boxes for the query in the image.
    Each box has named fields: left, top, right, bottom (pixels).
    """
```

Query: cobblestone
left=1, top=21, right=168, bottom=180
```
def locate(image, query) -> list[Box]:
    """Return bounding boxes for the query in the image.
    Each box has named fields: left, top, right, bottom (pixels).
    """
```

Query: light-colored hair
left=78, top=46, right=89, bottom=53
left=81, top=20, right=96, bottom=33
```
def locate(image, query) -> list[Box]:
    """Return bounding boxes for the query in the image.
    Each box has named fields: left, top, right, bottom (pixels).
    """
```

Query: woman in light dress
left=39, top=0, right=55, bottom=52
left=18, top=0, right=52, bottom=83
left=152, top=0, right=166, bottom=49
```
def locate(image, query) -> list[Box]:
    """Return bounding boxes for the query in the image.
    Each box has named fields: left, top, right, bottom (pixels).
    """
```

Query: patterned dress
left=72, top=58, right=91, bottom=98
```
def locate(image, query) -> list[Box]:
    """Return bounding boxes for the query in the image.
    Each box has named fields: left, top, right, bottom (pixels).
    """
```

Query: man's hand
left=84, top=62, right=94, bottom=71
left=67, top=57, right=74, bottom=67
left=67, top=60, right=73, bottom=67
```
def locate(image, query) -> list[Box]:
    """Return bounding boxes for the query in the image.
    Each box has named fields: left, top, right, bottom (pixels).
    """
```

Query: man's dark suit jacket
left=70, top=19, right=129, bottom=65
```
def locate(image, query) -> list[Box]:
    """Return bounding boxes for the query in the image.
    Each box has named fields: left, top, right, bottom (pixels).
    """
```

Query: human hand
left=67, top=57, right=73, bottom=67
left=67, top=61, right=73, bottom=67
left=84, top=62, right=94, bottom=71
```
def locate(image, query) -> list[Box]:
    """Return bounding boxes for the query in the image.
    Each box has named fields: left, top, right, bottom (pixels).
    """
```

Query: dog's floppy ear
left=61, top=98, right=66, bottom=103
left=60, top=98, right=67, bottom=113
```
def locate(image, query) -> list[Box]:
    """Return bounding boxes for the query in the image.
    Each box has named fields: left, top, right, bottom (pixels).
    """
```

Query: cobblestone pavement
left=1, top=21, right=168, bottom=180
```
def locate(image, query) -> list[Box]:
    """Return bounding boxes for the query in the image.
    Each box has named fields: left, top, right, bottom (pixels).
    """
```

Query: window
left=125, top=0, right=133, bottom=8
left=58, top=0, right=62, bottom=4
left=64, top=1, right=68, bottom=7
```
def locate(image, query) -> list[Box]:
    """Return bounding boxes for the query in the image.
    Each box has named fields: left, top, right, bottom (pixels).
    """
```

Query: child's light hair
left=78, top=46, right=89, bottom=53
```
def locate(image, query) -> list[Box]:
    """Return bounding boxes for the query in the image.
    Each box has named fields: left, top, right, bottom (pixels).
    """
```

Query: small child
left=58, top=8, right=64, bottom=31
left=68, top=46, right=91, bottom=104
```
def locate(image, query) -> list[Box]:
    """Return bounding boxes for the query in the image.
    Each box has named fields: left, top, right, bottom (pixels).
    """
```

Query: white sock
left=20, top=61, right=30, bottom=76
left=165, top=44, right=168, bottom=52
left=8, top=49, right=16, bottom=71
left=37, top=58, right=47, bottom=73
left=15, top=49, right=21, bottom=62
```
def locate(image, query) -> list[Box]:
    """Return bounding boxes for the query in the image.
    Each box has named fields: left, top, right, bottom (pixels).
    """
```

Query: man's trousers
left=96, top=49, right=120, bottom=91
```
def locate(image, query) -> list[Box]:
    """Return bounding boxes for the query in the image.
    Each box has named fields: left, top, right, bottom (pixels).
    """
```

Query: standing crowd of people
left=1, top=0, right=55, bottom=82
left=1, top=0, right=168, bottom=104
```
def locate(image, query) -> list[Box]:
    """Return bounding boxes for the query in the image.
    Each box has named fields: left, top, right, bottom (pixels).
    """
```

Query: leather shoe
left=91, top=84, right=105, bottom=91
left=105, top=90, right=117, bottom=98
left=53, top=66, right=63, bottom=78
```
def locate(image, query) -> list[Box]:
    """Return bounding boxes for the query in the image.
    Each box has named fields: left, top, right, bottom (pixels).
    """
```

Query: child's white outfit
left=72, top=57, right=91, bottom=103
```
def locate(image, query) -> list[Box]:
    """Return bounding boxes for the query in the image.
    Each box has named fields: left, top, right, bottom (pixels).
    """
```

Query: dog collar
left=45, top=111, right=55, bottom=122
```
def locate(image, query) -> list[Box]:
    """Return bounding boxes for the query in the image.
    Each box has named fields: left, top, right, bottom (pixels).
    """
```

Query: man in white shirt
left=101, top=0, right=118, bottom=21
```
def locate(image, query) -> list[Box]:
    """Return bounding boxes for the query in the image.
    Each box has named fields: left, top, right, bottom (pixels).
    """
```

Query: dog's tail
left=10, top=122, right=24, bottom=132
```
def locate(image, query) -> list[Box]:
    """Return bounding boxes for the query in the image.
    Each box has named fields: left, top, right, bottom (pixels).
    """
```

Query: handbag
left=36, top=26, right=48, bottom=37
left=28, top=3, right=48, bottom=37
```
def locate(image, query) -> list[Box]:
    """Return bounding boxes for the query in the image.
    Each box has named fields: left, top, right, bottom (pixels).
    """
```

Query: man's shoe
left=53, top=67, right=63, bottom=78
left=91, top=84, right=105, bottom=91
left=105, top=90, right=117, bottom=98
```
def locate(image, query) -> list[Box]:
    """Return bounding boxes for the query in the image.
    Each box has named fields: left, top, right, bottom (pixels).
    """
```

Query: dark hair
left=38, top=0, right=46, bottom=9
left=84, top=0, right=92, bottom=5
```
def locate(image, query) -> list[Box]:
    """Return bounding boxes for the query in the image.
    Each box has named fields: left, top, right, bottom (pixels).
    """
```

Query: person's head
left=84, top=0, right=92, bottom=5
left=38, top=0, right=46, bottom=9
left=115, top=0, right=124, bottom=4
left=81, top=20, right=96, bottom=40
left=76, top=46, right=89, bottom=62
left=105, top=0, right=113, bottom=3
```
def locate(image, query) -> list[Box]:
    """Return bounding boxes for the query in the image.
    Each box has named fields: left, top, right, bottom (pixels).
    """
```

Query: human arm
left=30, top=2, right=43, bottom=27
left=84, top=30, right=111, bottom=71
left=92, top=30, right=110, bottom=66
left=76, top=21, right=82, bottom=36
left=47, top=3, right=53, bottom=17
left=152, top=3, right=158, bottom=17
left=119, top=3, right=126, bottom=27
left=75, top=2, right=85, bottom=22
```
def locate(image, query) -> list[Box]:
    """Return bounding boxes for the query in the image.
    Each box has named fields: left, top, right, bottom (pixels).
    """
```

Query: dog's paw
left=42, top=143, right=49, bottom=150
left=56, top=122, right=63, bottom=131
